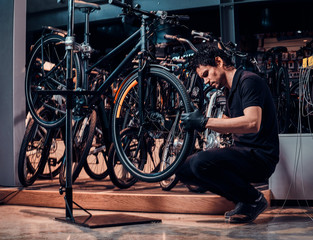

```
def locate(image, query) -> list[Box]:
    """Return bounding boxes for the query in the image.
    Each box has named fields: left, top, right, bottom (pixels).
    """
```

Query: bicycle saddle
left=74, top=0, right=101, bottom=11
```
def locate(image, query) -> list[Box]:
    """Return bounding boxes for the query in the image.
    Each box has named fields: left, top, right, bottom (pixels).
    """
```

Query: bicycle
left=20, top=1, right=102, bottom=186
left=106, top=32, right=205, bottom=190
left=25, top=0, right=194, bottom=183
left=157, top=31, right=234, bottom=191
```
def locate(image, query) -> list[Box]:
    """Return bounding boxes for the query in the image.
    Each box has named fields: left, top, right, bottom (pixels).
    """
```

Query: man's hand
left=181, top=109, right=208, bottom=132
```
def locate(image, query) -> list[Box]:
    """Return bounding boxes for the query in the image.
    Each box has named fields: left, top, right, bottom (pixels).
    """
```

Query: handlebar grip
left=109, top=0, right=129, bottom=8
left=191, top=30, right=211, bottom=37
left=176, top=15, right=190, bottom=21
left=164, top=34, right=177, bottom=40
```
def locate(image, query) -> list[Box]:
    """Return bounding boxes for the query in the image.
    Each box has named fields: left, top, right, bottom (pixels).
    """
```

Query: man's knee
left=189, top=151, right=217, bottom=176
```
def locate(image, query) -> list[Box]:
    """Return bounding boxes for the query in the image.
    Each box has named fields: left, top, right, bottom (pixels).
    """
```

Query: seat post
left=82, top=8, right=91, bottom=90
left=84, top=9, right=90, bottom=46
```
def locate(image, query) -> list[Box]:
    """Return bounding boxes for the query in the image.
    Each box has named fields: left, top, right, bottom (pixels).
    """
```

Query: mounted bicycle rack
left=48, top=0, right=161, bottom=228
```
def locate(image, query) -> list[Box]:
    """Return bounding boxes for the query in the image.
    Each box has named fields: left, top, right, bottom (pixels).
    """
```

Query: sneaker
left=225, top=193, right=268, bottom=223
left=224, top=202, right=245, bottom=220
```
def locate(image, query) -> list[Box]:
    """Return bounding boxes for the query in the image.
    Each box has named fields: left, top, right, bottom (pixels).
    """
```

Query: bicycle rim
left=112, top=67, right=193, bottom=182
left=107, top=128, right=140, bottom=189
left=38, top=126, right=64, bottom=179
left=18, top=118, right=50, bottom=186
left=25, top=34, right=82, bottom=129
left=84, top=120, right=109, bottom=180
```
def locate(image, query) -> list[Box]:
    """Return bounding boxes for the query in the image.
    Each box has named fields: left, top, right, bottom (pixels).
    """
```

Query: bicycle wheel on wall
left=25, top=33, right=82, bottom=129
left=112, top=66, right=194, bottom=182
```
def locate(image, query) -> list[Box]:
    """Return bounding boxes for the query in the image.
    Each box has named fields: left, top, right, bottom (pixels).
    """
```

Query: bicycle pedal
left=59, top=186, right=65, bottom=195
left=48, top=158, right=57, bottom=166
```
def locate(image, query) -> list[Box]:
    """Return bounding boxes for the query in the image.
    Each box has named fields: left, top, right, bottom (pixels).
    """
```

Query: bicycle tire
left=18, top=118, right=51, bottom=186
left=158, top=140, right=181, bottom=191
left=112, top=66, right=193, bottom=182
left=107, top=128, right=140, bottom=189
left=159, top=174, right=179, bottom=191
left=25, top=33, right=82, bottom=129
left=185, top=71, right=205, bottom=110
left=38, top=126, right=65, bottom=179
left=203, top=90, right=226, bottom=150
left=83, top=119, right=109, bottom=180
left=59, top=109, right=97, bottom=186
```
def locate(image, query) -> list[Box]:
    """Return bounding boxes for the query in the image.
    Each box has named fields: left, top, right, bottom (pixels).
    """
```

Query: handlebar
left=109, top=0, right=156, bottom=18
left=164, top=34, right=198, bottom=52
left=109, top=0, right=189, bottom=22
left=191, top=30, right=214, bottom=40
left=191, top=30, right=248, bottom=59
left=163, top=34, right=178, bottom=41
left=173, top=15, right=190, bottom=22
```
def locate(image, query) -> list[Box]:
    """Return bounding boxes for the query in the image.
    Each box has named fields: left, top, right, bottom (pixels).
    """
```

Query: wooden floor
left=0, top=177, right=271, bottom=215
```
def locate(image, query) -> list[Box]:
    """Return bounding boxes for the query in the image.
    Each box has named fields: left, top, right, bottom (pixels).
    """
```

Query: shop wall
left=0, top=0, right=26, bottom=186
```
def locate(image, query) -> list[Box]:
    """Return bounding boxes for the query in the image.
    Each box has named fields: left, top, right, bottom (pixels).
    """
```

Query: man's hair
left=191, top=43, right=234, bottom=70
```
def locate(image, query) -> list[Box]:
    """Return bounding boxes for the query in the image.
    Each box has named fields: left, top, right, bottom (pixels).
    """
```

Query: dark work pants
left=176, top=146, right=275, bottom=204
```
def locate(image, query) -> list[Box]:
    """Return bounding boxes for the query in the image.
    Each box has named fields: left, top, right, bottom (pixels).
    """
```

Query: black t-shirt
left=225, top=68, right=279, bottom=170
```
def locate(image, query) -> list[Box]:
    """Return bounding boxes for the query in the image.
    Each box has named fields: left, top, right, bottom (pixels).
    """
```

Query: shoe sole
left=225, top=201, right=268, bottom=224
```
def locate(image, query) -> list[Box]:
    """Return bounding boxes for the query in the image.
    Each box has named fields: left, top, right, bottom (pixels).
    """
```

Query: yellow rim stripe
left=116, top=80, right=138, bottom=118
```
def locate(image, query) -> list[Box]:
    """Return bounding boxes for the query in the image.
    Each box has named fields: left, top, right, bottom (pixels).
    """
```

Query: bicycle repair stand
left=54, top=0, right=161, bottom=228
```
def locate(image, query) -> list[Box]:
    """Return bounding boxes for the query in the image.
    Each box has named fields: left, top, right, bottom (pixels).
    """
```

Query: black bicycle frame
left=85, top=14, right=150, bottom=148
left=87, top=28, right=142, bottom=106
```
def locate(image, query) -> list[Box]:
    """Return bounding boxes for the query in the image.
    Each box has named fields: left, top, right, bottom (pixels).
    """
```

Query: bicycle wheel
left=38, top=126, right=64, bottom=179
left=107, top=128, right=140, bottom=189
left=59, top=109, right=97, bottom=186
left=184, top=71, right=204, bottom=110
left=276, top=67, right=291, bottom=133
left=158, top=140, right=180, bottom=191
left=184, top=90, right=229, bottom=193
left=83, top=119, right=109, bottom=180
left=159, top=174, right=179, bottom=191
left=112, top=66, right=193, bottom=182
left=18, top=118, right=51, bottom=186
left=25, top=33, right=82, bottom=129
left=202, top=90, right=228, bottom=150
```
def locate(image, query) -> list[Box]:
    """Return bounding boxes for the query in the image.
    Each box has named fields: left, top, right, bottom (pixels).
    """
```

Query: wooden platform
left=0, top=177, right=271, bottom=215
